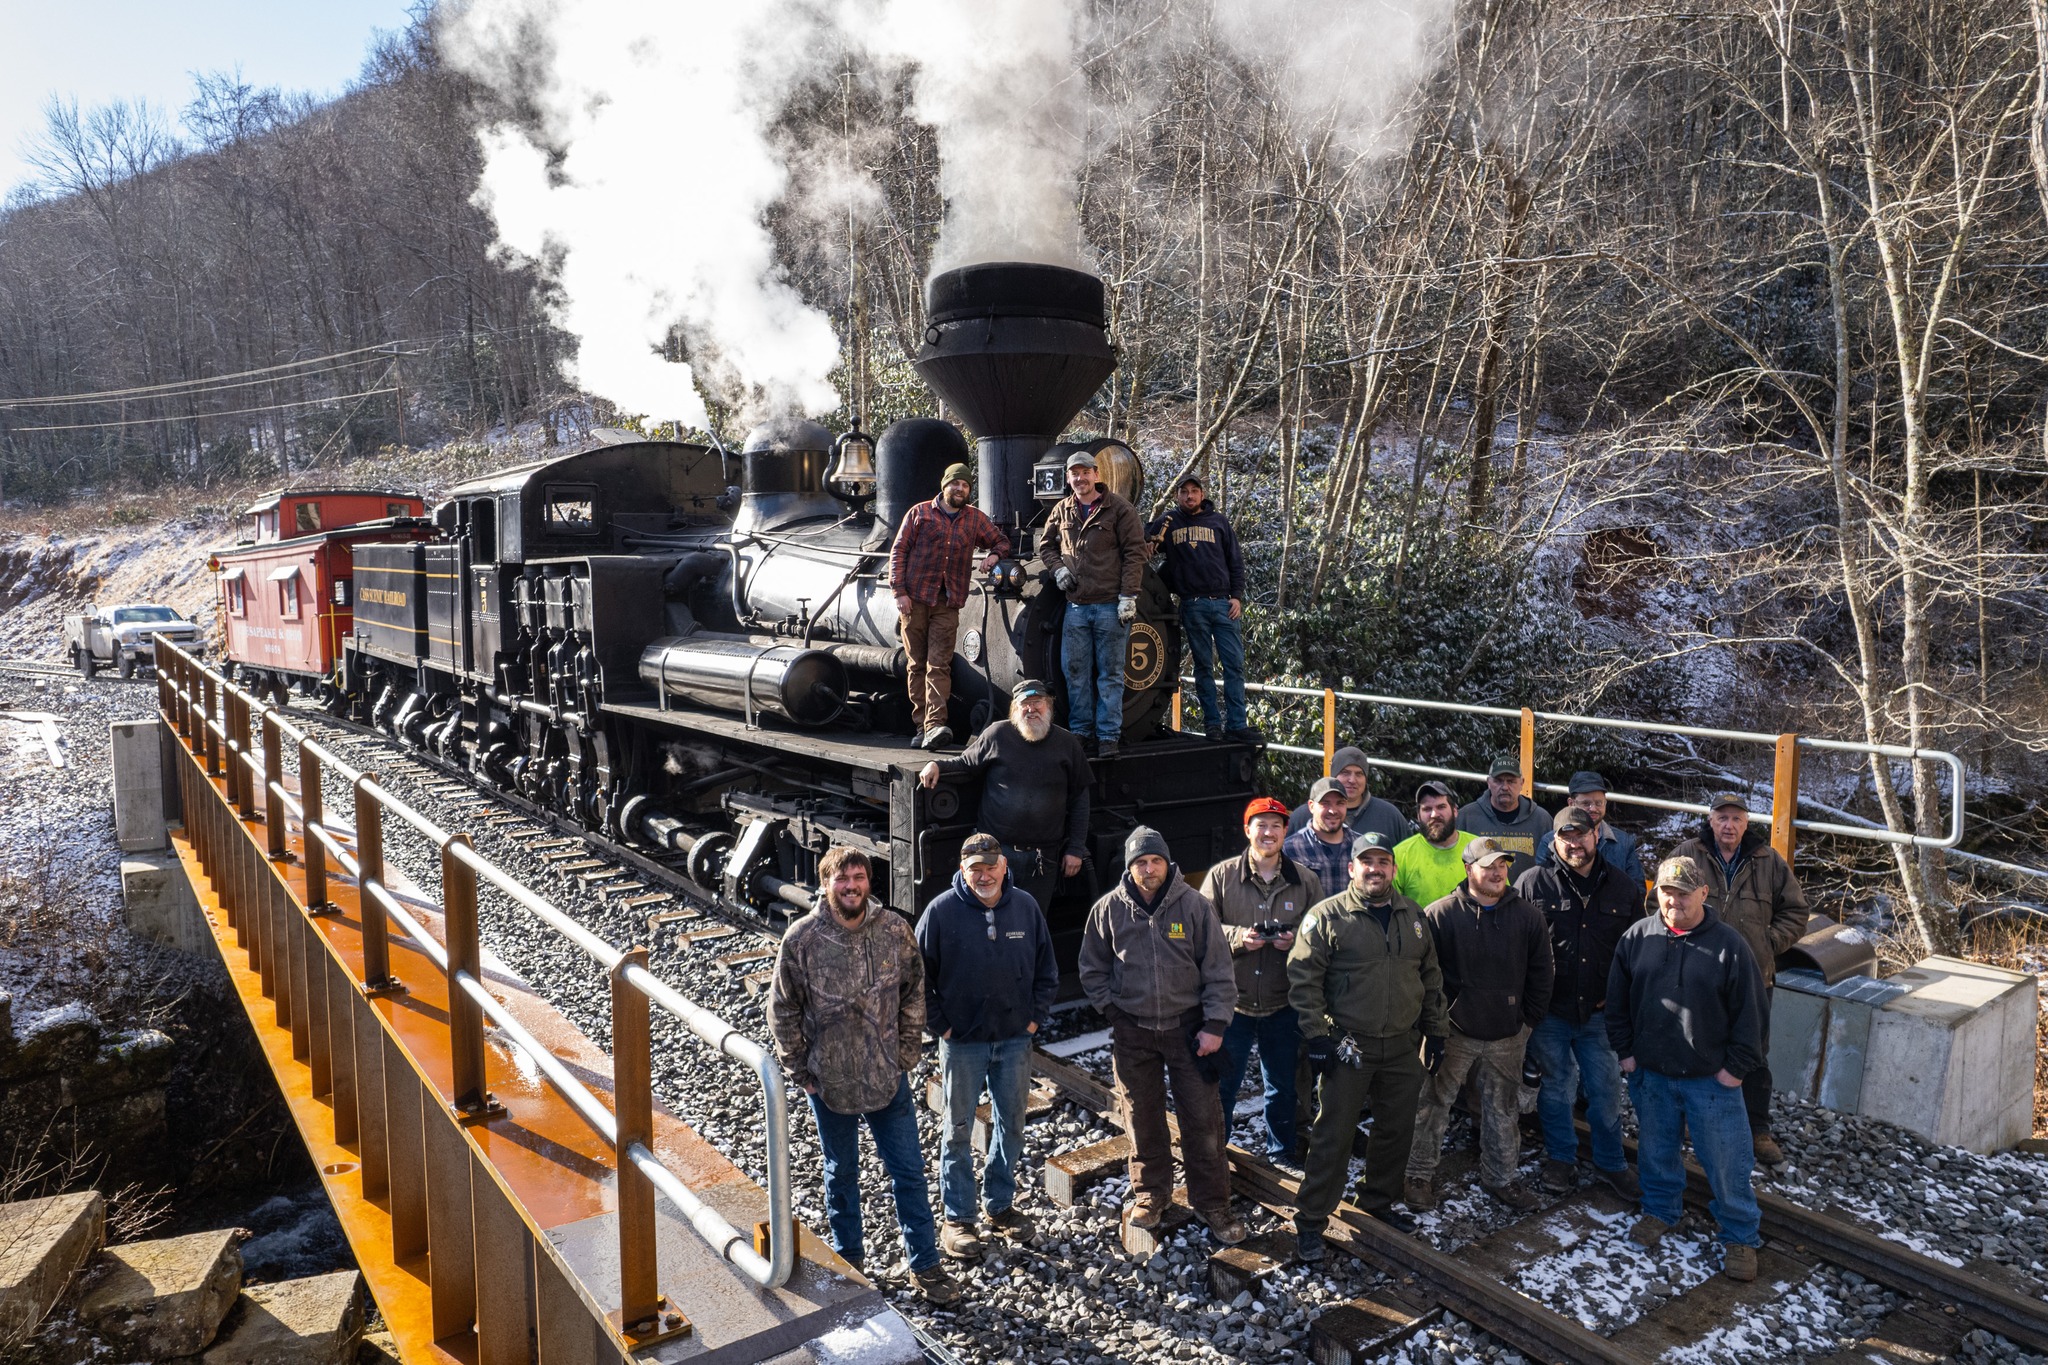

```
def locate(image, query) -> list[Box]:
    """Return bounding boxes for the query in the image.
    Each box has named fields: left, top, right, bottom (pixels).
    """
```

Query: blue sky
left=2, top=0, right=420, bottom=199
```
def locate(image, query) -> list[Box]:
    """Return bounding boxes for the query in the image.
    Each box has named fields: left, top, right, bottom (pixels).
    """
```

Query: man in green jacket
left=1286, top=832, right=1448, bottom=1257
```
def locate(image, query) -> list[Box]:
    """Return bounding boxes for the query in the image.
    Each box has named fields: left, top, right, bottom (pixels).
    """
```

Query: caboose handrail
left=1176, top=676, right=1965, bottom=859
left=154, top=642, right=796, bottom=1309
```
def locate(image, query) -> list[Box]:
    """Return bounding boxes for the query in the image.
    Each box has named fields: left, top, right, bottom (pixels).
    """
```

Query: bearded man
left=1392, top=780, right=1475, bottom=908
left=890, top=461, right=1011, bottom=749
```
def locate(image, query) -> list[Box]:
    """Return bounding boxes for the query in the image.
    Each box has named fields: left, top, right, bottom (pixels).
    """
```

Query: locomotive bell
left=826, top=429, right=877, bottom=502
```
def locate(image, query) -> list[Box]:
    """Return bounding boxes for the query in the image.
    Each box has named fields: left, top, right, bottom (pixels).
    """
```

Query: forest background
left=3, top=0, right=2048, bottom=955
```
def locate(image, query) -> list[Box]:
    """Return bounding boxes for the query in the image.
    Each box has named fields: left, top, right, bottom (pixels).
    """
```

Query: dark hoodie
left=915, top=869, right=1059, bottom=1043
left=1146, top=498, right=1246, bottom=599
left=1605, top=906, right=1766, bottom=1080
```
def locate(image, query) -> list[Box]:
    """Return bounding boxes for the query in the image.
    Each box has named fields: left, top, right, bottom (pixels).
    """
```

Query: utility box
left=1774, top=956, right=2038, bottom=1153
left=109, top=719, right=167, bottom=852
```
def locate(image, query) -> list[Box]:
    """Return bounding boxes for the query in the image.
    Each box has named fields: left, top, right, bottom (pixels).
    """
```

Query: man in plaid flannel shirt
left=891, top=463, right=1011, bottom=748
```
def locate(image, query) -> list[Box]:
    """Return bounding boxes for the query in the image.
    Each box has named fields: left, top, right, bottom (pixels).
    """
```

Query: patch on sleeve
left=1298, top=914, right=1317, bottom=936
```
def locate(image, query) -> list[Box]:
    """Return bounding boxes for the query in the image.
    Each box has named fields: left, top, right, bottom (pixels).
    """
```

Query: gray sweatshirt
left=1078, top=872, right=1237, bottom=1035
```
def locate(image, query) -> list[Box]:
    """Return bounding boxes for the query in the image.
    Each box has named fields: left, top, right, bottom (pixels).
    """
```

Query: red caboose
left=214, top=488, right=430, bottom=701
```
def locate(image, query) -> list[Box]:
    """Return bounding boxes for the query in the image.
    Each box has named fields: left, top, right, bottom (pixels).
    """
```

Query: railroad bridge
left=136, top=643, right=2044, bottom=1365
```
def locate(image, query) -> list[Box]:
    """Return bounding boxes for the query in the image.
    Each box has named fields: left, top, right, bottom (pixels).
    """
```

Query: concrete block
left=121, top=852, right=209, bottom=954
left=203, top=1270, right=364, bottom=1365
left=110, top=719, right=168, bottom=852
left=1860, top=956, right=2038, bottom=1154
left=0, top=1191, right=107, bottom=1346
left=1769, top=970, right=1910, bottom=1113
left=78, top=1227, right=243, bottom=1357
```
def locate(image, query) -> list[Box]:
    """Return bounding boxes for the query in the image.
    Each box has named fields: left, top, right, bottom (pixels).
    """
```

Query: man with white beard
left=919, top=679, right=1091, bottom=914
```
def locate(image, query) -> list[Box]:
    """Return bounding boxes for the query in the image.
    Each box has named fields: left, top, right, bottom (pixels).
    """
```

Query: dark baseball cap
left=1351, top=831, right=1398, bottom=861
left=1488, top=754, right=1522, bottom=779
left=1553, top=805, right=1597, bottom=834
left=1415, top=779, right=1455, bottom=804
left=1012, top=678, right=1053, bottom=701
left=1176, top=472, right=1205, bottom=490
left=1707, top=792, right=1749, bottom=813
left=1462, top=837, right=1514, bottom=868
left=1309, top=776, right=1346, bottom=803
left=960, top=833, right=1003, bottom=866
left=1567, top=770, right=1608, bottom=795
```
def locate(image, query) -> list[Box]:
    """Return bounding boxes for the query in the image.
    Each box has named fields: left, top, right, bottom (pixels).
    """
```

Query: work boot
left=1752, top=1131, right=1786, bottom=1167
left=1485, top=1181, right=1541, bottom=1212
left=986, top=1206, right=1037, bottom=1240
left=939, top=1220, right=983, bottom=1261
left=1630, top=1213, right=1671, bottom=1249
left=1128, top=1198, right=1168, bottom=1231
left=1098, top=740, right=1120, bottom=758
left=1225, top=726, right=1267, bottom=745
left=1403, top=1176, right=1438, bottom=1211
left=1292, top=1224, right=1327, bottom=1262
left=1539, top=1159, right=1578, bottom=1193
left=1595, top=1165, right=1643, bottom=1201
left=912, top=1265, right=962, bottom=1305
left=917, top=726, right=954, bottom=751
left=1079, top=736, right=1100, bottom=757
left=1365, top=1205, right=1417, bottom=1234
left=1199, top=1207, right=1249, bottom=1246
left=1723, top=1243, right=1758, bottom=1282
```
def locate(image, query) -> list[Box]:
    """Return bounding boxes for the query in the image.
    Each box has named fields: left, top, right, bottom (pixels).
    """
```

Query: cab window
left=227, top=578, right=246, bottom=615
left=543, top=484, right=599, bottom=534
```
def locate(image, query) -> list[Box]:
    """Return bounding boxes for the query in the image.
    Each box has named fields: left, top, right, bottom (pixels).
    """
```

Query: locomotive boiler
left=338, top=262, right=1261, bottom=952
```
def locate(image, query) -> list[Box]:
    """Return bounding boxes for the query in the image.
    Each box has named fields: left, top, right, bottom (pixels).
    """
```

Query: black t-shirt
left=936, top=721, right=1093, bottom=854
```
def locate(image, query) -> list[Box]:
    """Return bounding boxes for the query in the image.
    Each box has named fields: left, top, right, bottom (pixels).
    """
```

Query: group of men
left=890, top=451, right=1257, bottom=756
left=768, top=711, right=1810, bottom=1294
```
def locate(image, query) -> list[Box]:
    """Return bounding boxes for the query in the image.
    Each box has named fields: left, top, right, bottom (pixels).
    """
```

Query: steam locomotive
left=323, top=263, right=1262, bottom=945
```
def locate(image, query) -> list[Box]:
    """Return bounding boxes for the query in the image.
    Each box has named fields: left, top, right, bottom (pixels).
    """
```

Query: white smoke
left=441, top=0, right=844, bottom=427
left=1210, top=0, right=1452, bottom=158
left=845, top=0, right=1091, bottom=272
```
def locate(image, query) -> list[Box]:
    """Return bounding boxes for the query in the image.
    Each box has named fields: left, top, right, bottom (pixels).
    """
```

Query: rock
left=78, top=1226, right=243, bottom=1357
left=203, top=1271, right=364, bottom=1365
left=10, top=1002, right=101, bottom=1074
left=0, top=1191, right=106, bottom=1347
left=58, top=1028, right=177, bottom=1105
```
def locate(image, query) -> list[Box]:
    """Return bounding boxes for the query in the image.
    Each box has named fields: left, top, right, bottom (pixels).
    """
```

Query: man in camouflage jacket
left=769, top=846, right=957, bottom=1302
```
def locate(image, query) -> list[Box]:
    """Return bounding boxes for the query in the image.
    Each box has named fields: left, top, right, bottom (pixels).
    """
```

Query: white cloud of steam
left=845, top=0, right=1091, bottom=273
left=440, top=0, right=844, bottom=427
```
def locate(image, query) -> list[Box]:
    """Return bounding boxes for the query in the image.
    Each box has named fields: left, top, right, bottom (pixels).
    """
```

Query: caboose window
left=223, top=568, right=247, bottom=616
left=295, top=502, right=323, bottom=532
left=387, top=502, right=410, bottom=518
left=543, top=484, right=599, bottom=534
left=270, top=566, right=301, bottom=619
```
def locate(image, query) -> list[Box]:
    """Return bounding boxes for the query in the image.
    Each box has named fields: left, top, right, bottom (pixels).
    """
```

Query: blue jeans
left=1529, top=1011, right=1625, bottom=1172
left=938, top=1035, right=1033, bottom=1223
left=1627, top=1068, right=1760, bottom=1247
left=1217, top=1009, right=1300, bottom=1159
left=1180, top=597, right=1246, bottom=733
left=808, top=1075, right=940, bottom=1271
left=1061, top=600, right=1128, bottom=741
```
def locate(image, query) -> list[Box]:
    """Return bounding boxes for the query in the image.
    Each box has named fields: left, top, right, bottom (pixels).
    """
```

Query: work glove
left=1305, top=1033, right=1335, bottom=1075
left=1116, top=595, right=1138, bottom=624
left=1421, top=1034, right=1446, bottom=1074
left=1054, top=566, right=1077, bottom=593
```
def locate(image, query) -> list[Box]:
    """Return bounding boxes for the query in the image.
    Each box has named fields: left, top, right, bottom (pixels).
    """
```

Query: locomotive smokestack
left=912, top=262, right=1115, bottom=531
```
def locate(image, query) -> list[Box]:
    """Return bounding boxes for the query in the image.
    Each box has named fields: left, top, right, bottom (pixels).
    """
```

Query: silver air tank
left=638, top=634, right=847, bottom=727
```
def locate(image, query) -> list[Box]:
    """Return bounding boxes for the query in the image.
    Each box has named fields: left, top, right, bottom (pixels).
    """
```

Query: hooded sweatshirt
left=1423, top=883, right=1554, bottom=1040
left=768, top=901, right=924, bottom=1115
left=1456, top=794, right=1550, bottom=879
left=1078, top=868, right=1236, bottom=1034
left=915, top=868, right=1058, bottom=1043
left=1605, top=907, right=1766, bottom=1080
left=1145, top=497, right=1245, bottom=599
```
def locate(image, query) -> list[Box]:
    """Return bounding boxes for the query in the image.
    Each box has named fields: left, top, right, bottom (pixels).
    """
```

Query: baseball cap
left=1707, top=792, right=1749, bottom=813
left=1012, top=678, right=1053, bottom=702
left=1487, top=754, right=1522, bottom=779
left=960, top=833, right=1003, bottom=866
left=1553, top=805, right=1597, bottom=834
left=1656, top=855, right=1707, bottom=892
left=1351, top=831, right=1398, bottom=860
left=1462, top=837, right=1513, bottom=868
left=1567, top=770, right=1608, bottom=795
left=1064, top=449, right=1098, bottom=470
left=1243, top=797, right=1291, bottom=825
left=1309, top=776, right=1346, bottom=804
left=1176, top=472, right=1205, bottom=490
left=1414, top=779, right=1455, bottom=804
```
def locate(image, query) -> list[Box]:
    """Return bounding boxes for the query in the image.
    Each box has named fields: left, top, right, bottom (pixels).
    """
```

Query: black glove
left=1421, top=1034, right=1446, bottom=1075
left=1305, top=1033, right=1335, bottom=1074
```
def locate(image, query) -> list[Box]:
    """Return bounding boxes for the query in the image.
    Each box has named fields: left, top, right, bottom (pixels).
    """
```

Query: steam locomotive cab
left=342, top=262, right=1261, bottom=957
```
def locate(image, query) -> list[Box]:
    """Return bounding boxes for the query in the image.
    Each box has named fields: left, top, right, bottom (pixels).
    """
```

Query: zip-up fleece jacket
left=1199, top=853, right=1324, bottom=1017
left=1669, top=825, right=1808, bottom=986
left=768, top=902, right=924, bottom=1115
left=1286, top=885, right=1449, bottom=1041
left=1424, top=884, right=1554, bottom=1041
left=1144, top=498, right=1245, bottom=599
left=1078, top=870, right=1236, bottom=1035
left=1455, top=795, right=1551, bottom=878
left=916, top=870, right=1058, bottom=1043
left=1605, top=908, right=1766, bottom=1080
left=1535, top=821, right=1647, bottom=885
left=1516, top=854, right=1644, bottom=1025
left=1042, top=487, right=1148, bottom=604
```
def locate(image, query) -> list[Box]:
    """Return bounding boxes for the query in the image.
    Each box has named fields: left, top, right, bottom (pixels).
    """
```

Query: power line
left=9, top=387, right=398, bottom=433
left=4, top=353, right=395, bottom=411
left=0, top=342, right=407, bottom=411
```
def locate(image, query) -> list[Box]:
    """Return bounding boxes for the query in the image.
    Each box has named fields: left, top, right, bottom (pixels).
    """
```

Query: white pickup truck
left=62, top=604, right=206, bottom=679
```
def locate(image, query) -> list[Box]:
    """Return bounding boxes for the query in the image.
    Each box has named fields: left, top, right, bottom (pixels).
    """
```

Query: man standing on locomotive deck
left=1146, top=473, right=1256, bottom=742
left=917, top=679, right=1090, bottom=914
left=1609, top=856, right=1766, bottom=1282
left=891, top=462, right=1011, bottom=750
left=1041, top=448, right=1148, bottom=757
left=1079, top=826, right=1247, bottom=1246
left=1288, top=832, right=1447, bottom=1258
left=915, top=834, right=1059, bottom=1261
left=1671, top=793, right=1808, bottom=1167
left=767, top=847, right=959, bottom=1303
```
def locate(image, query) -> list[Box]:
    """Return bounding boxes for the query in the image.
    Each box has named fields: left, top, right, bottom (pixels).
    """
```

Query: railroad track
left=279, top=702, right=2048, bottom=1365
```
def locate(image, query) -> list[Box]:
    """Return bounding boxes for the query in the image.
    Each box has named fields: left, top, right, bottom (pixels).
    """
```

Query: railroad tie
left=715, top=948, right=775, bottom=971
left=741, top=969, right=776, bottom=998
left=595, top=882, right=647, bottom=901
left=678, top=924, right=738, bottom=945
left=1043, top=1135, right=1133, bottom=1207
left=1307, top=1289, right=1441, bottom=1365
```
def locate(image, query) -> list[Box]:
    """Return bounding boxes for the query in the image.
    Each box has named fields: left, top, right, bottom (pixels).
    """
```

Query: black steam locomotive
left=339, top=263, right=1261, bottom=947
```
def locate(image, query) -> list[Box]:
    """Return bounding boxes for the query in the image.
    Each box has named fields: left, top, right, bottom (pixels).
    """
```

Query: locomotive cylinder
left=638, top=634, right=848, bottom=727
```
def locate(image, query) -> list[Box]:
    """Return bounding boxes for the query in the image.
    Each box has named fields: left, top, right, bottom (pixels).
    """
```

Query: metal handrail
left=1185, top=677, right=1966, bottom=852
left=157, top=646, right=794, bottom=1296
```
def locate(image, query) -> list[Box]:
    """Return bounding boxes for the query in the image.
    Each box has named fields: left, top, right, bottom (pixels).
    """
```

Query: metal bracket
left=608, top=1297, right=691, bottom=1349
left=362, top=977, right=408, bottom=999
left=452, top=1092, right=507, bottom=1126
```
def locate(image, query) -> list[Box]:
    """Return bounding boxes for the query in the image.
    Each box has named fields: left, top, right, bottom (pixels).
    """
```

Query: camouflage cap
left=1655, top=855, right=1707, bottom=892
left=960, top=833, right=1003, bottom=866
left=1462, top=837, right=1513, bottom=868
